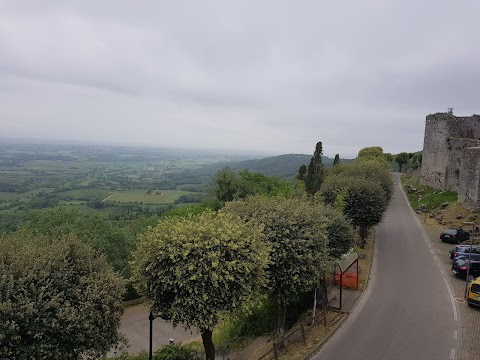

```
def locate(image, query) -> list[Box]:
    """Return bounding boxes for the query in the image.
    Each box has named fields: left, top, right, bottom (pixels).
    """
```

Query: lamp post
left=149, top=311, right=159, bottom=360
left=463, top=221, right=476, bottom=298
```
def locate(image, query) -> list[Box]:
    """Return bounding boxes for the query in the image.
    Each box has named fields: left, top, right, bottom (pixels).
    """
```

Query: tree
left=131, top=211, right=268, bottom=360
left=357, top=146, right=384, bottom=159
left=326, top=160, right=394, bottom=203
left=384, top=153, right=394, bottom=162
left=395, top=152, right=409, bottom=172
left=342, top=178, right=387, bottom=248
left=212, top=167, right=241, bottom=203
left=22, top=209, right=134, bottom=275
left=297, top=164, right=307, bottom=181
left=212, top=167, right=294, bottom=204
left=320, top=160, right=391, bottom=248
left=333, top=154, right=340, bottom=166
left=0, top=232, right=124, bottom=359
left=322, top=205, right=355, bottom=258
left=223, top=196, right=328, bottom=344
left=305, top=142, right=324, bottom=195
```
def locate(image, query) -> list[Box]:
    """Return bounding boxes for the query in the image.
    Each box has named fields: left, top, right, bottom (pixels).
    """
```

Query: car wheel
left=468, top=303, right=472, bottom=307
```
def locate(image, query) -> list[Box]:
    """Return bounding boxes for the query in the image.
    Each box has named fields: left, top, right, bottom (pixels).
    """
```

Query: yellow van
left=467, top=277, right=480, bottom=307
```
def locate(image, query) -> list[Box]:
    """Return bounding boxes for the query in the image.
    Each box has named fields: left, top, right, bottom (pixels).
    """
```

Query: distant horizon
left=0, top=136, right=376, bottom=159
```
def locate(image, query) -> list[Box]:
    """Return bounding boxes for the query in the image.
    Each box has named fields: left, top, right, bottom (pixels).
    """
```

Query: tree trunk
left=359, top=225, right=366, bottom=249
left=201, top=329, right=215, bottom=360
left=277, top=303, right=287, bottom=349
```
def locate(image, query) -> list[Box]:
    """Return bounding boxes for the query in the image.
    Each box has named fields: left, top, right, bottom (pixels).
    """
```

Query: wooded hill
left=178, top=154, right=338, bottom=180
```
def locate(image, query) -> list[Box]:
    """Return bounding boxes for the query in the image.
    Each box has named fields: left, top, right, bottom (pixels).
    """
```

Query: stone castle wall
left=421, top=113, right=480, bottom=211
left=458, top=147, right=480, bottom=212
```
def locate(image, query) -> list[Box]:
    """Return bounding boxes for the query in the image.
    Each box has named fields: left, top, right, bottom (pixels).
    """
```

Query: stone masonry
left=421, top=113, right=480, bottom=211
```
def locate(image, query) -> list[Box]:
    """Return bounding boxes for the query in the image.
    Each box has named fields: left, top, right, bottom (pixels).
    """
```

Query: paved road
left=312, top=177, right=460, bottom=360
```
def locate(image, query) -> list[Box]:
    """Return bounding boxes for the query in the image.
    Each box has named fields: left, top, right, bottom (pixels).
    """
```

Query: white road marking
left=443, top=277, right=458, bottom=322
left=453, top=330, right=457, bottom=339
left=430, top=249, right=435, bottom=254
left=450, top=348, right=455, bottom=359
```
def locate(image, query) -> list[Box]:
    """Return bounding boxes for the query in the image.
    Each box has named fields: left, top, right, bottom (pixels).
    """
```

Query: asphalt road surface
left=312, top=177, right=460, bottom=360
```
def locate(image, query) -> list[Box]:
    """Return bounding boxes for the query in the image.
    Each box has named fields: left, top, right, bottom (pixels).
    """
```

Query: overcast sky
left=1, top=1, right=479, bottom=157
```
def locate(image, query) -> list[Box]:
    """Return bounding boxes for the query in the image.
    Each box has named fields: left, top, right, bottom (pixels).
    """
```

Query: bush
left=154, top=343, right=202, bottom=360
left=107, top=344, right=201, bottom=360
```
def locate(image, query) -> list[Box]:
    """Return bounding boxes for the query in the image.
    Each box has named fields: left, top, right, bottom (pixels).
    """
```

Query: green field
left=105, top=189, right=193, bottom=204
left=57, top=188, right=112, bottom=201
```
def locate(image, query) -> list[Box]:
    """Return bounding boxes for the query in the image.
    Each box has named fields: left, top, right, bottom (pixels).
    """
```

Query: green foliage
left=107, top=343, right=201, bottom=360
left=21, top=208, right=134, bottom=275
left=161, top=200, right=219, bottom=218
left=213, top=298, right=277, bottom=342
left=305, top=142, right=324, bottom=195
left=154, top=343, right=201, bottom=360
left=212, top=167, right=294, bottom=203
left=326, top=160, right=394, bottom=203
left=222, top=196, right=328, bottom=306
left=321, top=205, right=355, bottom=258
left=0, top=232, right=124, bottom=360
left=395, top=152, right=409, bottom=172
left=342, top=178, right=387, bottom=229
left=333, top=154, right=340, bottom=166
left=297, top=164, right=307, bottom=181
left=131, top=210, right=269, bottom=332
left=320, top=161, right=391, bottom=247
left=357, top=146, right=384, bottom=159
left=384, top=153, right=394, bottom=162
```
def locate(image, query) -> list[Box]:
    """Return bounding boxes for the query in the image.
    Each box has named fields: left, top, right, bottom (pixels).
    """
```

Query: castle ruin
left=421, top=113, right=480, bottom=212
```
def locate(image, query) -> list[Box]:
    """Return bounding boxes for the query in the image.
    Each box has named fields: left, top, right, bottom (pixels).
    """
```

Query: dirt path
left=102, top=192, right=117, bottom=202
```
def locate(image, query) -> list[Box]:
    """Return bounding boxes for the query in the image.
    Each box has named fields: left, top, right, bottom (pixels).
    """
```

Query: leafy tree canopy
left=223, top=195, right=329, bottom=342
left=0, top=232, right=124, bottom=360
left=212, top=167, right=294, bottom=204
left=21, top=208, right=134, bottom=275
left=321, top=204, right=355, bottom=258
left=395, top=152, right=409, bottom=172
left=131, top=210, right=268, bottom=360
left=326, top=160, right=394, bottom=203
left=223, top=196, right=328, bottom=305
left=357, top=146, right=384, bottom=159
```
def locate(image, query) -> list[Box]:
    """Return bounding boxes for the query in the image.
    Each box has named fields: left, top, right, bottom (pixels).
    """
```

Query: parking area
left=421, top=218, right=480, bottom=360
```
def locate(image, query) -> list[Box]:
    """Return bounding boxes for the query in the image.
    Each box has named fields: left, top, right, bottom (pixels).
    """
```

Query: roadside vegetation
left=1, top=142, right=394, bottom=359
left=401, top=174, right=458, bottom=212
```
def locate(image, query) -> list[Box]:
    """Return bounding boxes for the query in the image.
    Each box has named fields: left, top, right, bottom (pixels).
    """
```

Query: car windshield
left=444, top=229, right=457, bottom=235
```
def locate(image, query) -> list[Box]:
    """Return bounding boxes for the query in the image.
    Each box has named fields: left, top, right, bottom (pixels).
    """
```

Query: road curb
left=304, top=312, right=349, bottom=360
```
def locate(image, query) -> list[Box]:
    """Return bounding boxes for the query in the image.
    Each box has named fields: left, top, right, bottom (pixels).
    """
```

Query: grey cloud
left=1, top=0, right=479, bottom=156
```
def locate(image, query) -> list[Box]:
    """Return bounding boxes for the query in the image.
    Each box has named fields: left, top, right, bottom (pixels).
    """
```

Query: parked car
left=454, top=253, right=480, bottom=263
left=467, top=277, right=480, bottom=307
left=449, top=245, right=480, bottom=260
left=452, top=259, right=480, bottom=279
left=441, top=228, right=470, bottom=244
